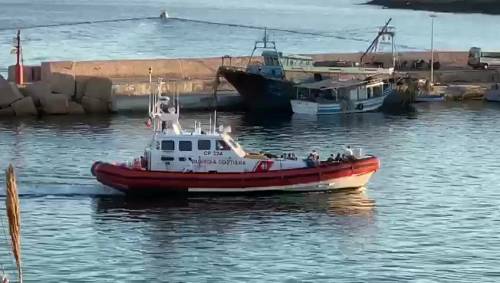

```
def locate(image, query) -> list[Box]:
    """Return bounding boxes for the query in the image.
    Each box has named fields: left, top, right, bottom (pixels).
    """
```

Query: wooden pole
left=5, top=164, right=22, bottom=283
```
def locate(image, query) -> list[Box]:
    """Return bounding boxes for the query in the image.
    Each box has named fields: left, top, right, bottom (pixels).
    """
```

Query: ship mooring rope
left=0, top=15, right=420, bottom=50
left=0, top=16, right=158, bottom=32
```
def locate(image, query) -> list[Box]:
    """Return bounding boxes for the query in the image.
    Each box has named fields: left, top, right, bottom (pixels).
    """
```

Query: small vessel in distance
left=291, top=77, right=394, bottom=115
left=91, top=80, right=380, bottom=195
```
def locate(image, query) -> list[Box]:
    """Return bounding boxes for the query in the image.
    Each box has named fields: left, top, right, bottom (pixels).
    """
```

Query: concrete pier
left=1, top=50, right=499, bottom=116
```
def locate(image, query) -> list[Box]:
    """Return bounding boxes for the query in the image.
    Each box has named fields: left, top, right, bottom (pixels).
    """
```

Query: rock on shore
left=0, top=76, right=23, bottom=108
left=11, top=97, right=37, bottom=116
left=1, top=74, right=89, bottom=117
left=367, top=0, right=500, bottom=15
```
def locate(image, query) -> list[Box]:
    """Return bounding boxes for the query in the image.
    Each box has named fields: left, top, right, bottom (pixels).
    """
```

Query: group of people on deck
left=328, top=146, right=356, bottom=162
left=307, top=146, right=356, bottom=165
left=281, top=152, right=298, bottom=160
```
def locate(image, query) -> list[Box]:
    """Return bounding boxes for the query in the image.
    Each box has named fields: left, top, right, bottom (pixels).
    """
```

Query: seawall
left=1, top=50, right=498, bottom=117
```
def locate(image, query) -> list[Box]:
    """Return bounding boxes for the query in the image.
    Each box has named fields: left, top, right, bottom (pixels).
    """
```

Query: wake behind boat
left=91, top=78, right=380, bottom=195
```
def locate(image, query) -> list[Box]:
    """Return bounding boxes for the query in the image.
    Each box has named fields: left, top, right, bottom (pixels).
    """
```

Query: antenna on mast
left=263, top=27, right=268, bottom=48
left=214, top=109, right=217, bottom=133
left=148, top=67, right=152, bottom=116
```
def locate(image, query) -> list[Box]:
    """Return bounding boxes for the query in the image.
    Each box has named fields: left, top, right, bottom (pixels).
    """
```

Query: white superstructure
left=143, top=80, right=307, bottom=173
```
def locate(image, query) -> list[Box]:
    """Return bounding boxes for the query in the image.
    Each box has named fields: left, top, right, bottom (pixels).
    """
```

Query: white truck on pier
left=468, top=47, right=500, bottom=70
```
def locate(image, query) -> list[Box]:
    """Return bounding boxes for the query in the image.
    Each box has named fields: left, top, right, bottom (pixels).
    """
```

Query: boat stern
left=291, top=100, right=318, bottom=115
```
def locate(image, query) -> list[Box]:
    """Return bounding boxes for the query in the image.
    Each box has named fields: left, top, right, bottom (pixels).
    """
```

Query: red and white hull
left=91, top=157, right=380, bottom=194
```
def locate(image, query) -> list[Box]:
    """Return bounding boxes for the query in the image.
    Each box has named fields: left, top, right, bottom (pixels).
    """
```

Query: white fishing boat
left=290, top=78, right=393, bottom=115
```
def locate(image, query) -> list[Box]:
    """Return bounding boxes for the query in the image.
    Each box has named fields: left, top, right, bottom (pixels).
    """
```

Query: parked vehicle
left=468, top=47, right=500, bottom=70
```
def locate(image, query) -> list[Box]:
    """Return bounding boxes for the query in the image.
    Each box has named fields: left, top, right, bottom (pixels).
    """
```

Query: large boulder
left=0, top=76, right=23, bottom=108
left=40, top=92, right=69, bottom=114
left=20, top=81, right=51, bottom=106
left=81, top=96, right=109, bottom=113
left=41, top=61, right=75, bottom=97
left=68, top=101, right=85, bottom=114
left=0, top=107, right=15, bottom=117
left=84, top=77, right=112, bottom=101
left=11, top=96, right=37, bottom=116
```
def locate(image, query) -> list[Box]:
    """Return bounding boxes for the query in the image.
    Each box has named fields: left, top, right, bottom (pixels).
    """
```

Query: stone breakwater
left=367, top=0, right=500, bottom=15
left=0, top=56, right=252, bottom=117
left=0, top=51, right=498, bottom=117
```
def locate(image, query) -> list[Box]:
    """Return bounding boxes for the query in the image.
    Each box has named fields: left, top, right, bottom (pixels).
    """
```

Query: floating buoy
left=160, top=10, right=169, bottom=20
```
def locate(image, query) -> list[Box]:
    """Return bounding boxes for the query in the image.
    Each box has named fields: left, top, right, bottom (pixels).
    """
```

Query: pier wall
left=1, top=51, right=498, bottom=116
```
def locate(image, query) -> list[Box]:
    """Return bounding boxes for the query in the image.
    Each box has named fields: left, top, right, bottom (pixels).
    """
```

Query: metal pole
left=15, top=30, right=23, bottom=84
left=148, top=67, right=152, bottom=116
left=430, top=15, right=436, bottom=85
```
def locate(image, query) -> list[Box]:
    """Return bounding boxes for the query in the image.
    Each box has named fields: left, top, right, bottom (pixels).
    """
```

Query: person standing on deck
left=344, top=146, right=353, bottom=157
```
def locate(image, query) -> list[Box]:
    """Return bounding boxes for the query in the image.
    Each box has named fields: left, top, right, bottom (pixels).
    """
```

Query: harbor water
left=2, top=0, right=500, bottom=281
left=1, top=103, right=500, bottom=281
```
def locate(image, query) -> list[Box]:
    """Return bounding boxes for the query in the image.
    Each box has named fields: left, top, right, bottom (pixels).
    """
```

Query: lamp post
left=430, top=14, right=437, bottom=85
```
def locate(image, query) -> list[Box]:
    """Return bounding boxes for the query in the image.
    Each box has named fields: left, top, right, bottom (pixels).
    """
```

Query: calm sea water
left=1, top=1, right=500, bottom=281
left=1, top=103, right=500, bottom=281
left=1, top=0, right=500, bottom=74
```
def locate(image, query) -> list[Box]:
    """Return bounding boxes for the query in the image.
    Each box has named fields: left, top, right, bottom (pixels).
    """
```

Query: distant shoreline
left=366, top=0, right=500, bottom=15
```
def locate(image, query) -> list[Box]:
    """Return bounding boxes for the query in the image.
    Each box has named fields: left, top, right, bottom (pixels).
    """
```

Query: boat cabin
left=140, top=79, right=310, bottom=173
left=146, top=129, right=254, bottom=172
left=247, top=50, right=314, bottom=79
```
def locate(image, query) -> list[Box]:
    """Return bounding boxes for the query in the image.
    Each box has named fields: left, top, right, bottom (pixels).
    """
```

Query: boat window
left=264, top=56, right=273, bottom=66
left=367, top=88, right=372, bottom=99
left=216, top=140, right=231, bottom=151
left=198, top=140, right=211, bottom=150
left=161, top=156, right=174, bottom=161
left=373, top=85, right=382, bottom=97
left=161, top=140, right=175, bottom=151
left=350, top=89, right=357, bottom=100
left=179, top=141, right=192, bottom=151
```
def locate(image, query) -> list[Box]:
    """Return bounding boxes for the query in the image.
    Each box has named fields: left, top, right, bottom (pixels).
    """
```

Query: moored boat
left=219, top=22, right=396, bottom=112
left=91, top=80, right=380, bottom=195
left=291, top=77, right=394, bottom=115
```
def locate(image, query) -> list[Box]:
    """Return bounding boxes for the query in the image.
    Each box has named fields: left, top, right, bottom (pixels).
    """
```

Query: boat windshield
left=226, top=136, right=240, bottom=149
left=223, top=135, right=246, bottom=157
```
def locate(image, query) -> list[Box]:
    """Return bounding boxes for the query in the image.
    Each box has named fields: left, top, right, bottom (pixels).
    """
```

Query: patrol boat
left=91, top=80, right=380, bottom=194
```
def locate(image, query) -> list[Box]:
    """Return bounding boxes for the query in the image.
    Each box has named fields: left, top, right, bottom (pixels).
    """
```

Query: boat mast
left=360, top=18, right=393, bottom=66
left=430, top=14, right=436, bottom=85
left=248, top=28, right=278, bottom=65
left=148, top=67, right=152, bottom=117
